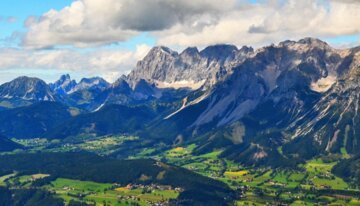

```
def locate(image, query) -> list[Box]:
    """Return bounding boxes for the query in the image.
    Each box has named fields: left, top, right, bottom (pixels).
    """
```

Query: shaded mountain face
left=283, top=48, right=360, bottom=158
left=44, top=104, right=158, bottom=139
left=50, top=74, right=110, bottom=95
left=90, top=77, right=190, bottom=112
left=333, top=155, right=360, bottom=186
left=0, top=76, right=56, bottom=108
left=71, top=77, right=110, bottom=93
left=49, top=75, right=114, bottom=111
left=0, top=134, right=22, bottom=152
left=127, top=44, right=254, bottom=90
left=0, top=102, right=78, bottom=139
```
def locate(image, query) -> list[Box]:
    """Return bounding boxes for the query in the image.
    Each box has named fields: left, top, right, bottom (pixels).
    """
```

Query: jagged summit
left=127, top=43, right=254, bottom=89
left=71, top=77, right=110, bottom=93
left=147, top=46, right=178, bottom=56
left=49, top=74, right=77, bottom=95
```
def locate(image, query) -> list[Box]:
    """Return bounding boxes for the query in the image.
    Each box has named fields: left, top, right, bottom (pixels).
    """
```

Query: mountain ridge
left=0, top=37, right=359, bottom=168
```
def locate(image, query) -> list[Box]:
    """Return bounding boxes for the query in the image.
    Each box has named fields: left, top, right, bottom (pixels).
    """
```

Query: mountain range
left=0, top=37, right=359, bottom=169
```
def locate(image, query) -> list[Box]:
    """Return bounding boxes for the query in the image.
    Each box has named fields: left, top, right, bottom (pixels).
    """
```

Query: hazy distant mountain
left=44, top=104, right=157, bottom=139
left=70, top=77, right=110, bottom=93
left=0, top=76, right=56, bottom=108
left=50, top=74, right=110, bottom=95
left=0, top=102, right=78, bottom=138
left=49, top=74, right=77, bottom=96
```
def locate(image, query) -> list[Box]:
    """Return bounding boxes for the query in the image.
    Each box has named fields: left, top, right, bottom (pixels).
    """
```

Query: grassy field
left=303, top=159, right=349, bottom=190
left=3, top=173, right=49, bottom=187
left=13, top=135, right=139, bottom=156
left=45, top=178, right=179, bottom=206
left=0, top=173, right=16, bottom=186
left=8, top=136, right=360, bottom=205
left=133, top=144, right=360, bottom=205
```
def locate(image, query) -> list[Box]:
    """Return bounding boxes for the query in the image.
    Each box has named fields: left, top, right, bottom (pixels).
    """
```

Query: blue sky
left=0, top=0, right=359, bottom=83
left=0, top=0, right=71, bottom=44
left=0, top=0, right=156, bottom=50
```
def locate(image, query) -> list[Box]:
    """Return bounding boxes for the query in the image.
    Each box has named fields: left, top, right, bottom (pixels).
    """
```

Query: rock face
left=127, top=44, right=254, bottom=89
left=50, top=75, right=110, bottom=95
left=70, top=77, right=110, bottom=93
left=49, top=74, right=77, bottom=95
left=0, top=76, right=56, bottom=108
left=146, top=38, right=360, bottom=165
left=165, top=38, right=343, bottom=129
left=283, top=46, right=360, bottom=157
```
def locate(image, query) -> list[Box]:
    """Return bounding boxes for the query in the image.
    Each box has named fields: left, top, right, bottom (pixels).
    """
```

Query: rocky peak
left=200, top=44, right=238, bottom=60
left=50, top=74, right=77, bottom=95
left=59, top=74, right=71, bottom=82
left=112, top=77, right=131, bottom=91
left=278, top=37, right=331, bottom=52
left=180, top=47, right=200, bottom=58
left=0, top=76, right=55, bottom=101
left=127, top=44, right=253, bottom=90
left=80, top=77, right=107, bottom=84
left=239, top=46, right=254, bottom=54
left=145, top=46, right=178, bottom=59
left=298, top=37, right=329, bottom=46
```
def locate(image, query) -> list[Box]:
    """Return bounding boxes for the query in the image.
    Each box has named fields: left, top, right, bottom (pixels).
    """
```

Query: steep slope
left=91, top=77, right=189, bottom=112
left=333, top=155, right=360, bottom=186
left=0, top=76, right=56, bottom=108
left=283, top=47, right=360, bottom=158
left=49, top=74, right=77, bottom=96
left=66, top=77, right=110, bottom=110
left=45, top=104, right=158, bottom=139
left=57, top=45, right=252, bottom=110
left=0, top=102, right=77, bottom=139
left=0, top=134, right=22, bottom=152
left=146, top=38, right=357, bottom=166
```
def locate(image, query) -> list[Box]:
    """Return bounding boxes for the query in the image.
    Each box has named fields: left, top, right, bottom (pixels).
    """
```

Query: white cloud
left=157, top=0, right=360, bottom=47
left=22, top=0, right=237, bottom=48
left=22, top=0, right=360, bottom=49
left=0, top=45, right=151, bottom=83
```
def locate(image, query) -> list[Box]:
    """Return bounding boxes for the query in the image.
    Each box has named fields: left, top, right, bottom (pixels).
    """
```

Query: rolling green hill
left=44, top=104, right=158, bottom=139
left=0, top=102, right=76, bottom=139
left=0, top=152, right=234, bottom=205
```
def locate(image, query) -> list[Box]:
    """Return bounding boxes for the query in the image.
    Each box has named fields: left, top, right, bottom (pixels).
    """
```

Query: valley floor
left=5, top=135, right=360, bottom=206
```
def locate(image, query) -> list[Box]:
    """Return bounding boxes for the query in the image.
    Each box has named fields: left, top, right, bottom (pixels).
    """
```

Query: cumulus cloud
left=0, top=44, right=151, bottom=82
left=330, top=0, right=360, bottom=4
left=157, top=0, right=360, bottom=47
left=22, top=0, right=360, bottom=48
left=22, top=0, right=236, bottom=48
